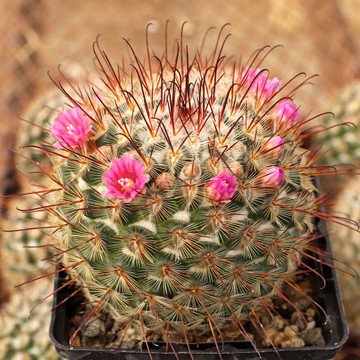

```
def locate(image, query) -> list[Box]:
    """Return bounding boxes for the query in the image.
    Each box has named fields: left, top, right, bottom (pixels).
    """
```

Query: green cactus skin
left=9, top=27, right=352, bottom=357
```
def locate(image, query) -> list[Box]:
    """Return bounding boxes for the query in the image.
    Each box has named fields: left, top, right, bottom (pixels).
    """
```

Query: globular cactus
left=0, top=92, right=68, bottom=360
left=0, top=216, right=61, bottom=360
left=16, top=89, right=71, bottom=187
left=0, top=269, right=62, bottom=360
left=328, top=176, right=360, bottom=336
left=318, top=81, right=360, bottom=167
left=10, top=26, right=351, bottom=356
left=315, top=80, right=360, bottom=337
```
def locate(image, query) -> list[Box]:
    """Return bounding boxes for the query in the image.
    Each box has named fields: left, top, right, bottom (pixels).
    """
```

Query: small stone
left=281, top=336, right=305, bottom=348
left=81, top=317, right=106, bottom=338
left=291, top=312, right=307, bottom=331
left=112, top=323, right=143, bottom=349
left=283, top=325, right=299, bottom=338
left=224, top=328, right=243, bottom=340
left=293, top=298, right=311, bottom=312
left=307, top=320, right=316, bottom=330
left=260, top=326, right=279, bottom=348
left=127, top=327, right=135, bottom=336
left=273, top=315, right=285, bottom=330
left=273, top=332, right=285, bottom=347
left=306, top=308, right=316, bottom=321
left=300, top=327, right=326, bottom=346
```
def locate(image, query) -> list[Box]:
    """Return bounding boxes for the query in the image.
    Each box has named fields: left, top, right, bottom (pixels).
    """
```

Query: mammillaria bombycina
left=9, top=25, right=356, bottom=358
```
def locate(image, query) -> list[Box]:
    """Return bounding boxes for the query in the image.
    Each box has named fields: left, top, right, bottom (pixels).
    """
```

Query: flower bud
left=260, top=167, right=284, bottom=188
left=155, top=172, right=175, bottom=191
left=243, top=67, right=282, bottom=98
left=228, top=161, right=244, bottom=177
left=273, top=100, right=301, bottom=127
left=183, top=163, right=201, bottom=178
left=263, top=136, right=285, bottom=159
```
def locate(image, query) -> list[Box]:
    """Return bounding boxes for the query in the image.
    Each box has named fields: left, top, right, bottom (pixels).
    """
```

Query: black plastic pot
left=49, top=217, right=348, bottom=360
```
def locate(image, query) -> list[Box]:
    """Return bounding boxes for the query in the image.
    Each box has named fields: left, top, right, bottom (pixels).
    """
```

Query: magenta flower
left=102, top=153, right=150, bottom=203
left=264, top=77, right=282, bottom=97
left=260, top=167, right=284, bottom=188
left=206, top=170, right=238, bottom=204
left=263, top=136, right=285, bottom=158
left=243, top=67, right=282, bottom=98
left=50, top=106, right=93, bottom=149
left=273, top=100, right=301, bottom=127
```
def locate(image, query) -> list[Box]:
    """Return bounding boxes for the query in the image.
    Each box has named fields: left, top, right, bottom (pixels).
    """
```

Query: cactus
left=328, top=176, right=360, bottom=336
left=0, top=267, right=62, bottom=360
left=318, top=81, right=360, bottom=166
left=8, top=26, right=352, bottom=356
left=315, top=81, right=360, bottom=337
left=0, top=202, right=60, bottom=360
left=0, top=246, right=62, bottom=360
left=0, top=92, right=66, bottom=360
left=15, top=89, right=70, bottom=187
left=0, top=184, right=60, bottom=360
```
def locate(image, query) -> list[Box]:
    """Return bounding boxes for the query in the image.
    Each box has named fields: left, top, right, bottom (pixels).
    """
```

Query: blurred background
left=2, top=0, right=360, bottom=180
left=1, top=0, right=360, bottom=358
left=1, top=0, right=360, bottom=190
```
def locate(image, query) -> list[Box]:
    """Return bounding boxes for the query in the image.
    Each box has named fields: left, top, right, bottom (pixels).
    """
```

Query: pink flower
left=263, top=136, right=285, bottom=159
left=102, top=153, right=150, bottom=202
left=243, top=67, right=282, bottom=98
left=50, top=106, right=93, bottom=149
left=264, top=77, right=282, bottom=97
left=273, top=100, right=301, bottom=127
left=206, top=170, right=238, bottom=204
left=260, top=167, right=284, bottom=188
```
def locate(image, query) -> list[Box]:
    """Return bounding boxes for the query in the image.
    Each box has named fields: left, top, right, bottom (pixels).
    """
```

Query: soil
left=67, top=272, right=326, bottom=351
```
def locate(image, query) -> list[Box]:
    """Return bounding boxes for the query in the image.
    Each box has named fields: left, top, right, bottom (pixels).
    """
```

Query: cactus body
left=329, top=177, right=360, bottom=335
left=14, top=30, right=342, bottom=351
left=0, top=92, right=67, bottom=359
left=316, top=81, right=360, bottom=335
left=319, top=81, right=360, bottom=166
left=0, top=271, right=62, bottom=360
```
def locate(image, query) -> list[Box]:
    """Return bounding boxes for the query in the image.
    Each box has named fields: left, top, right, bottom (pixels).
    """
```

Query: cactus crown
left=12, top=25, right=354, bottom=357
